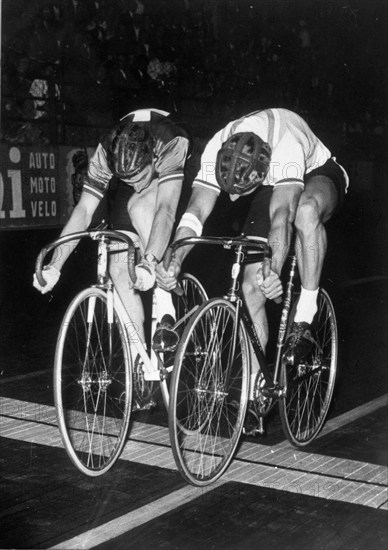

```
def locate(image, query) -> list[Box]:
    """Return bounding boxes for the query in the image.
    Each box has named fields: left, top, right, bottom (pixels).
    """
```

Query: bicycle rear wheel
left=159, top=273, right=208, bottom=409
left=54, top=288, right=132, bottom=475
left=169, top=298, right=249, bottom=486
left=279, top=288, right=337, bottom=446
left=174, top=273, right=208, bottom=323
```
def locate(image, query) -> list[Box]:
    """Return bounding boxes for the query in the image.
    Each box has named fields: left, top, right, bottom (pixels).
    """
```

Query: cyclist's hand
left=155, top=259, right=181, bottom=291
left=256, top=262, right=283, bottom=300
left=134, top=260, right=156, bottom=291
left=33, top=265, right=61, bottom=294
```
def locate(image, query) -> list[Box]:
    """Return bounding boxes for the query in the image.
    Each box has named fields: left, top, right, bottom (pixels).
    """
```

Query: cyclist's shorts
left=241, top=184, right=273, bottom=239
left=305, top=157, right=348, bottom=212
left=242, top=157, right=348, bottom=239
left=108, top=179, right=138, bottom=233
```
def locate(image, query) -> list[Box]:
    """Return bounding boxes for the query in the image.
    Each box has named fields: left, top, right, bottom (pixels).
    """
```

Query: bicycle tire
left=279, top=288, right=338, bottom=446
left=159, top=273, right=208, bottom=409
left=54, top=288, right=133, bottom=476
left=169, top=298, right=249, bottom=486
left=174, top=273, right=208, bottom=322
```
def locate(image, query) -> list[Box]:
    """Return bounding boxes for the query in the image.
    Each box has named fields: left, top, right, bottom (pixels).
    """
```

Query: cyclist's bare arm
left=146, top=178, right=183, bottom=261
left=48, top=191, right=100, bottom=270
left=156, top=186, right=218, bottom=289
left=259, top=184, right=302, bottom=298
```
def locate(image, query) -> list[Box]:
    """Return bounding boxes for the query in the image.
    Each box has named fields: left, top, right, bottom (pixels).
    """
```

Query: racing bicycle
left=165, top=235, right=338, bottom=486
left=35, top=229, right=207, bottom=476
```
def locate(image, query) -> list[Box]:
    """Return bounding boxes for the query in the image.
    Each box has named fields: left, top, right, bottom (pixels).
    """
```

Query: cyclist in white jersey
left=158, top=108, right=349, bottom=387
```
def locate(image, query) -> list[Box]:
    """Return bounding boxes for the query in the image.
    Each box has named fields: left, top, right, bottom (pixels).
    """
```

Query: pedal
left=131, top=397, right=157, bottom=412
left=243, top=407, right=265, bottom=437
left=152, top=315, right=179, bottom=352
left=243, top=425, right=265, bottom=437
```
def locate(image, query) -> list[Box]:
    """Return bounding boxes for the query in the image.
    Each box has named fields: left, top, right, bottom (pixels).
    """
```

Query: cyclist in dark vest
left=34, top=108, right=199, bottom=349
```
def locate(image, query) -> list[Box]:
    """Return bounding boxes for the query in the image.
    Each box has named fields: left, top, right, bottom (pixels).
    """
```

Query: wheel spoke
left=54, top=289, right=132, bottom=475
left=169, top=298, right=248, bottom=486
left=280, top=289, right=337, bottom=446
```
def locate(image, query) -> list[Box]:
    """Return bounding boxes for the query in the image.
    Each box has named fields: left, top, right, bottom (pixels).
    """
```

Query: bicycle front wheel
left=54, top=288, right=132, bottom=476
left=279, top=288, right=338, bottom=446
left=169, top=298, right=249, bottom=486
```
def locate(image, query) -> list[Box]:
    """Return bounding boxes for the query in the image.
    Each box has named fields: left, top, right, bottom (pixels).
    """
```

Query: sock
left=154, top=287, right=176, bottom=323
left=294, top=287, right=319, bottom=324
left=249, top=372, right=258, bottom=401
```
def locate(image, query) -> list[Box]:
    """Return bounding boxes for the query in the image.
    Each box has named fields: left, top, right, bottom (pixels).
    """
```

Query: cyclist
left=33, top=107, right=197, bottom=353
left=157, top=107, right=349, bottom=399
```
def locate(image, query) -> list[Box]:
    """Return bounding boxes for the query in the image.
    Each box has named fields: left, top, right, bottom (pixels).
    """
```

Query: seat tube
left=97, top=236, right=109, bottom=285
left=272, top=255, right=297, bottom=381
left=227, top=245, right=244, bottom=301
left=278, top=255, right=297, bottom=345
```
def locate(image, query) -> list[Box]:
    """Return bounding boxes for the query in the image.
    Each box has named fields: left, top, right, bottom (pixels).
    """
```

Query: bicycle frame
left=95, top=234, right=176, bottom=410
left=35, top=229, right=202, bottom=410
left=168, top=235, right=299, bottom=399
left=238, top=254, right=298, bottom=398
left=168, top=235, right=338, bottom=482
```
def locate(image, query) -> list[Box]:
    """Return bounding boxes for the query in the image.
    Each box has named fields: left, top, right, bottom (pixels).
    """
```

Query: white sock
left=249, top=372, right=257, bottom=401
left=154, top=287, right=176, bottom=323
left=294, top=287, right=319, bottom=324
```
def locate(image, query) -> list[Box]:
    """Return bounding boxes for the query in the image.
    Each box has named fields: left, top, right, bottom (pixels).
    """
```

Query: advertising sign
left=0, top=144, right=94, bottom=230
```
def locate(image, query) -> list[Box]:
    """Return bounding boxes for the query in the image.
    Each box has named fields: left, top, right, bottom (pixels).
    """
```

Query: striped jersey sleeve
left=83, top=143, right=112, bottom=200
left=155, top=136, right=189, bottom=185
left=192, top=129, right=224, bottom=194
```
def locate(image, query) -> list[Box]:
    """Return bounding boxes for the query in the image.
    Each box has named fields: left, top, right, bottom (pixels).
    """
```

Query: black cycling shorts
left=242, top=157, right=348, bottom=239
left=305, top=157, right=347, bottom=212
left=108, top=179, right=138, bottom=233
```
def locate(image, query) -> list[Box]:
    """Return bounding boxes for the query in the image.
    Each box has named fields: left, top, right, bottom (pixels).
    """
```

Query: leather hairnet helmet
left=216, top=132, right=272, bottom=194
left=108, top=122, right=153, bottom=179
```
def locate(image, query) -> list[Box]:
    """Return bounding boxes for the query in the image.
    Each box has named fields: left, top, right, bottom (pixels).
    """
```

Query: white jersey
left=193, top=108, right=333, bottom=195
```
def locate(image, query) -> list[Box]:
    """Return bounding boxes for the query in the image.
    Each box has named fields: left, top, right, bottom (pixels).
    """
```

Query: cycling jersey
left=83, top=108, right=190, bottom=200
left=193, top=108, right=349, bottom=196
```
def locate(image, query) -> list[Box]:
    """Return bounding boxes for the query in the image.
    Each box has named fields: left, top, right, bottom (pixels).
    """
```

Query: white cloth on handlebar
left=33, top=265, right=61, bottom=294
left=135, top=261, right=156, bottom=291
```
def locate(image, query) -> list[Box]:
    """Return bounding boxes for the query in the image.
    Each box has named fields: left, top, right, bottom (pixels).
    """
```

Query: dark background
left=0, top=0, right=387, bottom=374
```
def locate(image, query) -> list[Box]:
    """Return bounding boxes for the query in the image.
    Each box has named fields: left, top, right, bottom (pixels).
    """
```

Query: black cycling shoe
left=283, top=321, right=316, bottom=365
left=152, top=314, right=179, bottom=352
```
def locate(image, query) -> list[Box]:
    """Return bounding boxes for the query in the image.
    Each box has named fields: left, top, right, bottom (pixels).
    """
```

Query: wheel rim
left=54, top=289, right=132, bottom=475
left=280, top=289, right=337, bottom=445
left=174, top=273, right=208, bottom=322
left=170, top=299, right=248, bottom=485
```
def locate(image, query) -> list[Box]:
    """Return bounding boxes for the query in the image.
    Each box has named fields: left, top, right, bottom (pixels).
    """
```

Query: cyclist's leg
left=285, top=158, right=346, bottom=362
left=294, top=175, right=337, bottom=293
left=242, top=265, right=268, bottom=349
left=109, top=181, right=147, bottom=343
left=242, top=265, right=267, bottom=399
left=241, top=185, right=272, bottom=396
left=109, top=240, right=146, bottom=343
left=127, top=179, right=177, bottom=347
